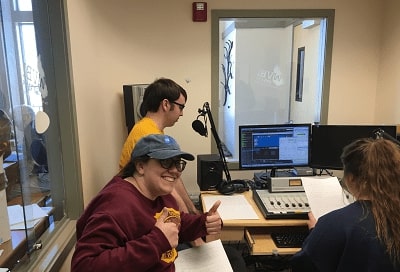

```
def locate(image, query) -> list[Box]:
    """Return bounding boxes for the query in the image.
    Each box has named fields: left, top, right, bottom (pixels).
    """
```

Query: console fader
left=253, top=176, right=311, bottom=219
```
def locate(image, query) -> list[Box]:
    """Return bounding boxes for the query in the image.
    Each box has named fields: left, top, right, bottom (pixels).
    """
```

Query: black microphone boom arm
left=374, top=128, right=400, bottom=147
left=202, top=102, right=232, bottom=182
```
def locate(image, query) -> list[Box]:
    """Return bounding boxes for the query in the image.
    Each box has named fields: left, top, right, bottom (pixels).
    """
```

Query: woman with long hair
left=291, top=138, right=400, bottom=271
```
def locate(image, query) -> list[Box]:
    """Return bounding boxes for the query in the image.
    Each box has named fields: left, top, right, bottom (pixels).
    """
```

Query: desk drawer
left=206, top=227, right=245, bottom=243
left=245, top=227, right=302, bottom=256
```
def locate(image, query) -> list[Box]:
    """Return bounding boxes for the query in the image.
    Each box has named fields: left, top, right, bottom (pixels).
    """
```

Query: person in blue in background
left=291, top=138, right=400, bottom=272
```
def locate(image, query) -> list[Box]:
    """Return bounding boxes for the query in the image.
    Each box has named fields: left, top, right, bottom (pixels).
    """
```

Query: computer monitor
left=239, top=124, right=311, bottom=174
left=310, top=124, right=397, bottom=170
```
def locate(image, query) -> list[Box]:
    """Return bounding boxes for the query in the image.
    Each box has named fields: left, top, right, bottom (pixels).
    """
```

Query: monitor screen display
left=239, top=124, right=311, bottom=170
left=310, top=124, right=397, bottom=170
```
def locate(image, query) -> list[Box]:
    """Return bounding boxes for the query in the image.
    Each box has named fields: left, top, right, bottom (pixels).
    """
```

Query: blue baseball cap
left=131, top=134, right=194, bottom=161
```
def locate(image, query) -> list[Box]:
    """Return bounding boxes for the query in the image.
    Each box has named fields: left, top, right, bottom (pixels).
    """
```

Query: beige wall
left=376, top=0, right=400, bottom=123
left=290, top=23, right=320, bottom=123
left=64, top=0, right=400, bottom=205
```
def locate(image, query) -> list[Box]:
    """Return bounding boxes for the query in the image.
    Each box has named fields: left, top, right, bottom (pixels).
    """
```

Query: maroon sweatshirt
left=71, top=176, right=208, bottom=272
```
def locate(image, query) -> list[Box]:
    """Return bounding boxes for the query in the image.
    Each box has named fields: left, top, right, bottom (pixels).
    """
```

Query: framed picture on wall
left=123, top=84, right=148, bottom=133
left=296, top=47, right=305, bottom=102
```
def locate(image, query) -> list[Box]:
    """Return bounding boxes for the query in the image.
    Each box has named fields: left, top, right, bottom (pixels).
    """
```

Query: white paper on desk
left=301, top=176, right=351, bottom=220
left=202, top=194, right=259, bottom=220
left=7, top=203, right=48, bottom=230
left=175, top=239, right=232, bottom=272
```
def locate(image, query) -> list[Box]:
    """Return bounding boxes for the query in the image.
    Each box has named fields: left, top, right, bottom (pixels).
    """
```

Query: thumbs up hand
left=206, top=200, right=222, bottom=235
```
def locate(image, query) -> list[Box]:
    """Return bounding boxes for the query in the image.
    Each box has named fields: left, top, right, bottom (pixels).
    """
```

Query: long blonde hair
left=341, top=138, right=400, bottom=265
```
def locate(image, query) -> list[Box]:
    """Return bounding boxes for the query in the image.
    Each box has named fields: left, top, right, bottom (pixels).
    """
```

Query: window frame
left=211, top=9, right=334, bottom=169
left=0, top=0, right=82, bottom=270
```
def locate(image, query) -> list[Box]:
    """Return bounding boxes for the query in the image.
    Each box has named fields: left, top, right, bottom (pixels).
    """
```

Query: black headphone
left=217, top=180, right=250, bottom=195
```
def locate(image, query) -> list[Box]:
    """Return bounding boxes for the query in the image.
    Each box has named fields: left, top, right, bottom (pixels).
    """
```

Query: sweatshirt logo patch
left=154, top=208, right=181, bottom=263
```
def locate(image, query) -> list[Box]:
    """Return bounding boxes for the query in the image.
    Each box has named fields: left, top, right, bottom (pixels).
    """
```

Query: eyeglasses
left=158, top=158, right=187, bottom=172
left=171, top=101, right=185, bottom=110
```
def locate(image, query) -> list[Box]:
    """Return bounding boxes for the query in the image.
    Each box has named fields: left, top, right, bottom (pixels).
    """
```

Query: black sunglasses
left=158, top=158, right=187, bottom=172
left=171, top=101, right=185, bottom=110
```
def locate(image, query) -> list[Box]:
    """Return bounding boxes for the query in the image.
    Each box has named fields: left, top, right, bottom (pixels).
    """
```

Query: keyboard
left=271, top=231, right=309, bottom=248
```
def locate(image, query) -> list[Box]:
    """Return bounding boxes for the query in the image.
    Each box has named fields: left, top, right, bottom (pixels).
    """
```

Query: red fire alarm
left=192, top=2, right=207, bottom=22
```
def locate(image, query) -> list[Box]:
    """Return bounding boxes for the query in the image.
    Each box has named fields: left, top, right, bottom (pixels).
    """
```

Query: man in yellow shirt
left=119, top=78, right=201, bottom=230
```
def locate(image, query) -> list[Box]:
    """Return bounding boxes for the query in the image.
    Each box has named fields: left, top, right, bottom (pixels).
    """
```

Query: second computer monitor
left=310, top=124, right=397, bottom=170
left=239, top=123, right=311, bottom=171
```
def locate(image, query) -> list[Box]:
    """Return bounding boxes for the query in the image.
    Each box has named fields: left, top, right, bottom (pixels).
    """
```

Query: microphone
left=192, top=116, right=208, bottom=137
left=192, top=103, right=208, bottom=136
left=193, top=102, right=249, bottom=195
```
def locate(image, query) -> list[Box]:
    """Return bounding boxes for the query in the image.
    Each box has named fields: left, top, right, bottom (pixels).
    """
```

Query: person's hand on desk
left=307, top=212, right=317, bottom=230
left=205, top=200, right=222, bottom=235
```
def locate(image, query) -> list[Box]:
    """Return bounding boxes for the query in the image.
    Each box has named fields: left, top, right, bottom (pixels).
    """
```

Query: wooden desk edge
left=200, top=190, right=308, bottom=227
left=201, top=190, right=308, bottom=255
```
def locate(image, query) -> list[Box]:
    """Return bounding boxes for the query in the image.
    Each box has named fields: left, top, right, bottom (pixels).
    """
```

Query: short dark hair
left=140, top=78, right=187, bottom=116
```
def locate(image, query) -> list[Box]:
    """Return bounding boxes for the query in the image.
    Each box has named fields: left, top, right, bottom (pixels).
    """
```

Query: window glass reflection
left=0, top=0, right=64, bottom=268
left=16, top=23, right=42, bottom=112
left=15, top=0, right=32, bottom=11
left=212, top=12, right=334, bottom=164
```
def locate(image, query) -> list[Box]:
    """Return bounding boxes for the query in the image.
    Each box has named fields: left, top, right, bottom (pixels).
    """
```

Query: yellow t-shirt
left=119, top=117, right=163, bottom=169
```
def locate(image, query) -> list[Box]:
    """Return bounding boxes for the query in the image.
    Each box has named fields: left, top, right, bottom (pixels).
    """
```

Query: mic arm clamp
left=202, top=102, right=232, bottom=182
left=197, top=103, right=208, bottom=116
left=374, top=128, right=400, bottom=147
